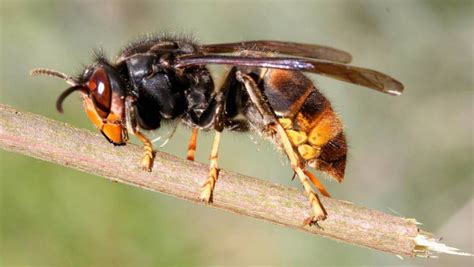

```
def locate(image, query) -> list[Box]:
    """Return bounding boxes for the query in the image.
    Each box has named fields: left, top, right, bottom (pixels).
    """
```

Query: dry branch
left=0, top=103, right=469, bottom=257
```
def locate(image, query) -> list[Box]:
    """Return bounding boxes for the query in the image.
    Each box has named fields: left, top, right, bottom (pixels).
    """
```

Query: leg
left=185, top=69, right=235, bottom=202
left=303, top=170, right=331, bottom=198
left=235, top=71, right=275, bottom=127
left=199, top=131, right=221, bottom=202
left=125, top=96, right=155, bottom=171
left=291, top=170, right=331, bottom=198
left=273, top=122, right=327, bottom=224
left=197, top=69, right=236, bottom=201
left=236, top=71, right=327, bottom=224
left=187, top=128, right=199, bottom=161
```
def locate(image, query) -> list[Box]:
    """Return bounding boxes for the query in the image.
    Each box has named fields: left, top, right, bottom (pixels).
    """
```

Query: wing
left=199, top=40, right=352, bottom=64
left=176, top=55, right=404, bottom=96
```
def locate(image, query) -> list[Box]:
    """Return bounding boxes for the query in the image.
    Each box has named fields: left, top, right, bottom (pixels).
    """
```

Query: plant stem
left=0, top=103, right=469, bottom=257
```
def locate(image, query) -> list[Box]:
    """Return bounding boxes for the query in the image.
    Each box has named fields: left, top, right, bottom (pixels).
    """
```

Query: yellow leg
left=236, top=71, right=327, bottom=224
left=304, top=169, right=331, bottom=198
left=273, top=123, right=327, bottom=225
left=187, top=128, right=199, bottom=161
left=134, top=131, right=154, bottom=172
left=199, top=131, right=221, bottom=202
left=124, top=96, right=154, bottom=172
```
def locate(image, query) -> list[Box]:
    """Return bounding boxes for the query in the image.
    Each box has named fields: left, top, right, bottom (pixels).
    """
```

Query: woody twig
left=0, top=103, right=470, bottom=258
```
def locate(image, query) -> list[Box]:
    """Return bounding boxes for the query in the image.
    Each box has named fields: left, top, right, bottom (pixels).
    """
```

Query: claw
left=199, top=167, right=218, bottom=203
left=199, top=182, right=213, bottom=203
left=140, top=155, right=153, bottom=172
left=303, top=216, right=325, bottom=230
left=140, top=148, right=154, bottom=172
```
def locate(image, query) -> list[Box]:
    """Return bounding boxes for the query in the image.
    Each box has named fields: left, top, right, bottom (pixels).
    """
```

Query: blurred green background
left=1, top=0, right=472, bottom=266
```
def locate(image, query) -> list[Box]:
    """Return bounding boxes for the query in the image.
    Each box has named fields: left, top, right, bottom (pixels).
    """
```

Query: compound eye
left=87, top=68, right=111, bottom=118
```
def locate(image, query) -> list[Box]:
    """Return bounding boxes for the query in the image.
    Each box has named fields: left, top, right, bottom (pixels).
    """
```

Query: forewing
left=176, top=55, right=404, bottom=95
left=199, top=40, right=352, bottom=63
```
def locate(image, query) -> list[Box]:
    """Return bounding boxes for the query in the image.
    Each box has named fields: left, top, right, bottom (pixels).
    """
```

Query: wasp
left=31, top=36, right=404, bottom=225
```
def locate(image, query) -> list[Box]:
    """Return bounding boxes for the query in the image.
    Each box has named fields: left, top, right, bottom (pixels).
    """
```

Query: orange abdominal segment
left=278, top=117, right=293, bottom=129
left=308, top=110, right=340, bottom=146
left=297, top=144, right=320, bottom=160
left=286, top=129, right=307, bottom=146
left=279, top=101, right=345, bottom=182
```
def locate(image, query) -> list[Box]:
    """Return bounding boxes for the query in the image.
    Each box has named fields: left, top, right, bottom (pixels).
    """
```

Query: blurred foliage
left=0, top=0, right=472, bottom=266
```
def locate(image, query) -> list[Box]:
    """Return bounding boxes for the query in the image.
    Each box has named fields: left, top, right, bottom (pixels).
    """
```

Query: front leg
left=125, top=96, right=155, bottom=171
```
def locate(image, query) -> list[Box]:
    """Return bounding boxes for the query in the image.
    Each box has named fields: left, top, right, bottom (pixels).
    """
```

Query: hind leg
left=236, top=71, right=327, bottom=224
left=273, top=123, right=327, bottom=223
left=303, top=169, right=331, bottom=198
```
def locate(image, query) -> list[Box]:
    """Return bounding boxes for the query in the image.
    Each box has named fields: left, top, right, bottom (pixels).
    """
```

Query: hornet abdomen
left=263, top=69, right=347, bottom=182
